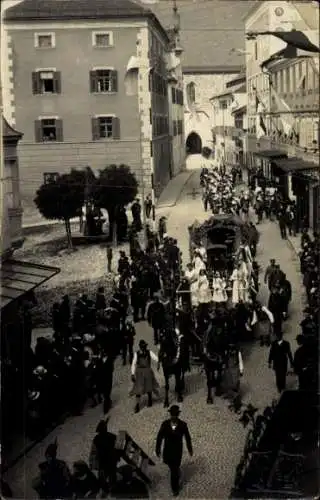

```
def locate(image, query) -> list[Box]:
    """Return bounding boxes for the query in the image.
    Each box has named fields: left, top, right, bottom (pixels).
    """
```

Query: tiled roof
left=5, top=0, right=169, bottom=40
left=5, top=0, right=152, bottom=21
left=2, top=117, right=23, bottom=138
left=149, top=0, right=257, bottom=68
left=5, top=0, right=256, bottom=69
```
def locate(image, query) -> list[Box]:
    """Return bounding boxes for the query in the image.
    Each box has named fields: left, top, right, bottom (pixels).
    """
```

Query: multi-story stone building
left=210, top=73, right=247, bottom=169
left=150, top=0, right=255, bottom=154
left=3, top=0, right=185, bottom=218
left=244, top=0, right=320, bottom=230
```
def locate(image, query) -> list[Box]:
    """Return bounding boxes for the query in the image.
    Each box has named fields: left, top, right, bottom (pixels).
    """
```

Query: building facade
left=3, top=0, right=185, bottom=218
left=183, top=67, right=241, bottom=154
left=147, top=0, right=256, bottom=155
left=244, top=0, right=320, bottom=230
left=210, top=73, right=247, bottom=169
left=1, top=117, right=24, bottom=258
left=167, top=44, right=185, bottom=178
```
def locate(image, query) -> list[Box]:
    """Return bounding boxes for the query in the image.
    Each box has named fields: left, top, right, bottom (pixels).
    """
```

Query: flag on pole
left=255, top=94, right=267, bottom=139
left=270, top=85, right=296, bottom=135
left=262, top=30, right=320, bottom=53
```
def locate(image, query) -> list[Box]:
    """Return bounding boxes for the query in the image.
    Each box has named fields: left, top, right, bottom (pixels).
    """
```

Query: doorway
left=186, top=132, right=202, bottom=154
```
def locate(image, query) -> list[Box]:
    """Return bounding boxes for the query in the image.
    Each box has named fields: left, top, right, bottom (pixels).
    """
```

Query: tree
left=34, top=171, right=85, bottom=248
left=93, top=164, right=138, bottom=245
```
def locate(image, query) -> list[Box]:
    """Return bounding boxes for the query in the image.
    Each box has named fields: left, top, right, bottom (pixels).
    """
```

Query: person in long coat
left=222, top=345, right=244, bottom=399
left=131, top=340, right=159, bottom=413
left=268, top=333, right=294, bottom=393
left=89, top=419, right=118, bottom=494
left=156, top=405, right=193, bottom=497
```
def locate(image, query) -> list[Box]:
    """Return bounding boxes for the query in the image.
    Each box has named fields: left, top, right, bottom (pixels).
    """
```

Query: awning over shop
left=273, top=157, right=320, bottom=180
left=253, top=150, right=287, bottom=159
left=1, top=260, right=60, bottom=310
left=231, top=105, right=247, bottom=115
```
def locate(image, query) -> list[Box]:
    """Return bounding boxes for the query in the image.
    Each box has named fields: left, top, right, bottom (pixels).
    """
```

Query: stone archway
left=186, top=132, right=202, bottom=154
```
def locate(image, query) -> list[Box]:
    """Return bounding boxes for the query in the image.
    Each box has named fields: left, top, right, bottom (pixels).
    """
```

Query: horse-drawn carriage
left=188, top=214, right=252, bottom=277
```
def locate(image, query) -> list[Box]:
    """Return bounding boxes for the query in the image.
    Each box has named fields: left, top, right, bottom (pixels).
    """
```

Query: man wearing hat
left=131, top=339, right=159, bottom=413
left=156, top=405, right=193, bottom=496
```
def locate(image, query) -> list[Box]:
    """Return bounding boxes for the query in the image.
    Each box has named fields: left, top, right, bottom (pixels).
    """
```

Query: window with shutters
left=32, top=70, right=61, bottom=94
left=34, top=32, right=55, bottom=48
left=98, top=117, right=113, bottom=138
left=91, top=116, right=120, bottom=140
left=40, top=71, right=54, bottom=93
left=92, top=31, right=113, bottom=47
left=91, top=70, right=117, bottom=93
left=35, top=118, right=63, bottom=142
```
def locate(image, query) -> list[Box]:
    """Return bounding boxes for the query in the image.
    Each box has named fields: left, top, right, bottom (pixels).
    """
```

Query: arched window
left=186, top=82, right=196, bottom=105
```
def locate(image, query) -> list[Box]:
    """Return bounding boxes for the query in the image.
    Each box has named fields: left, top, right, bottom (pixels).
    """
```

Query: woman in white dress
left=212, top=271, right=227, bottom=303
left=237, top=258, right=250, bottom=303
left=193, top=251, right=206, bottom=277
left=197, top=269, right=212, bottom=305
left=230, top=267, right=241, bottom=304
left=197, top=242, right=207, bottom=264
left=185, top=263, right=199, bottom=308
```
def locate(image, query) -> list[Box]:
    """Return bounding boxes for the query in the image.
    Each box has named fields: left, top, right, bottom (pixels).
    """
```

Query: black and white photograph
left=1, top=0, right=319, bottom=498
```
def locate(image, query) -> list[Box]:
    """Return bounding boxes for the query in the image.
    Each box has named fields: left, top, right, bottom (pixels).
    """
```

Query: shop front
left=271, top=157, right=319, bottom=231
left=252, top=149, right=288, bottom=194
left=1, top=259, right=60, bottom=463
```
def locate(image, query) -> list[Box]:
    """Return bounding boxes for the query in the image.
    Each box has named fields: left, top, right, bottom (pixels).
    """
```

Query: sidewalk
left=156, top=171, right=194, bottom=209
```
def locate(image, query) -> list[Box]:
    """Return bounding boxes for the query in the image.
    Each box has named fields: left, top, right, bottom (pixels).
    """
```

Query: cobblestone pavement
left=5, top=161, right=305, bottom=499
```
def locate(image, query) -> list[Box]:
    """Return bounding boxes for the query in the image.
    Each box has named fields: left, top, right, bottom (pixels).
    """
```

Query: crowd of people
left=3, top=160, right=318, bottom=499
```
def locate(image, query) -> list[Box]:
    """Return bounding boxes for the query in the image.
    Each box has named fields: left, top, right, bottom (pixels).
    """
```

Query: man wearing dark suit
left=268, top=333, right=294, bottom=393
left=156, top=405, right=193, bottom=496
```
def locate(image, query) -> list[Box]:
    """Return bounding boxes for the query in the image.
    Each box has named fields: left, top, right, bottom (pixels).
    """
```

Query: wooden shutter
left=53, top=71, right=61, bottom=93
left=55, top=119, right=63, bottom=142
left=32, top=72, right=40, bottom=94
left=90, top=71, right=97, bottom=93
left=34, top=120, right=42, bottom=142
left=112, top=117, right=120, bottom=139
left=171, top=87, right=176, bottom=103
left=91, top=117, right=100, bottom=140
left=111, top=70, right=118, bottom=92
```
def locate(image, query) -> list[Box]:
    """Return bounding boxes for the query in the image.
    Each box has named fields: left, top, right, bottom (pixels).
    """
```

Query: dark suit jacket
left=268, top=340, right=293, bottom=372
left=156, top=419, right=193, bottom=467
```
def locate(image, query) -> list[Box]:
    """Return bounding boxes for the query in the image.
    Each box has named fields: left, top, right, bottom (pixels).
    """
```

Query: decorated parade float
left=187, top=214, right=255, bottom=301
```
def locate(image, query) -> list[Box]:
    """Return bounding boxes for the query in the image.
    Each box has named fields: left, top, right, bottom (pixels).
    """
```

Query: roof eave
left=5, top=11, right=169, bottom=42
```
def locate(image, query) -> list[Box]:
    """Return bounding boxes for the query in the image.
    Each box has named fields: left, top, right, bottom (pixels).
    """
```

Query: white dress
left=230, top=268, right=241, bottom=304
left=212, top=277, right=227, bottom=303
left=198, top=246, right=207, bottom=263
left=193, top=256, right=206, bottom=277
left=185, top=268, right=199, bottom=307
left=197, top=275, right=212, bottom=304
left=238, top=262, right=250, bottom=302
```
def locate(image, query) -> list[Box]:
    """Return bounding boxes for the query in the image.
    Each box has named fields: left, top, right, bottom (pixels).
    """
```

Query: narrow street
left=5, top=160, right=304, bottom=499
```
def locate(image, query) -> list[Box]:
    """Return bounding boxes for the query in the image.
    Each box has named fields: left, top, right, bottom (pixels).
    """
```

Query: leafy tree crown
left=94, top=164, right=138, bottom=211
left=34, top=172, right=85, bottom=221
